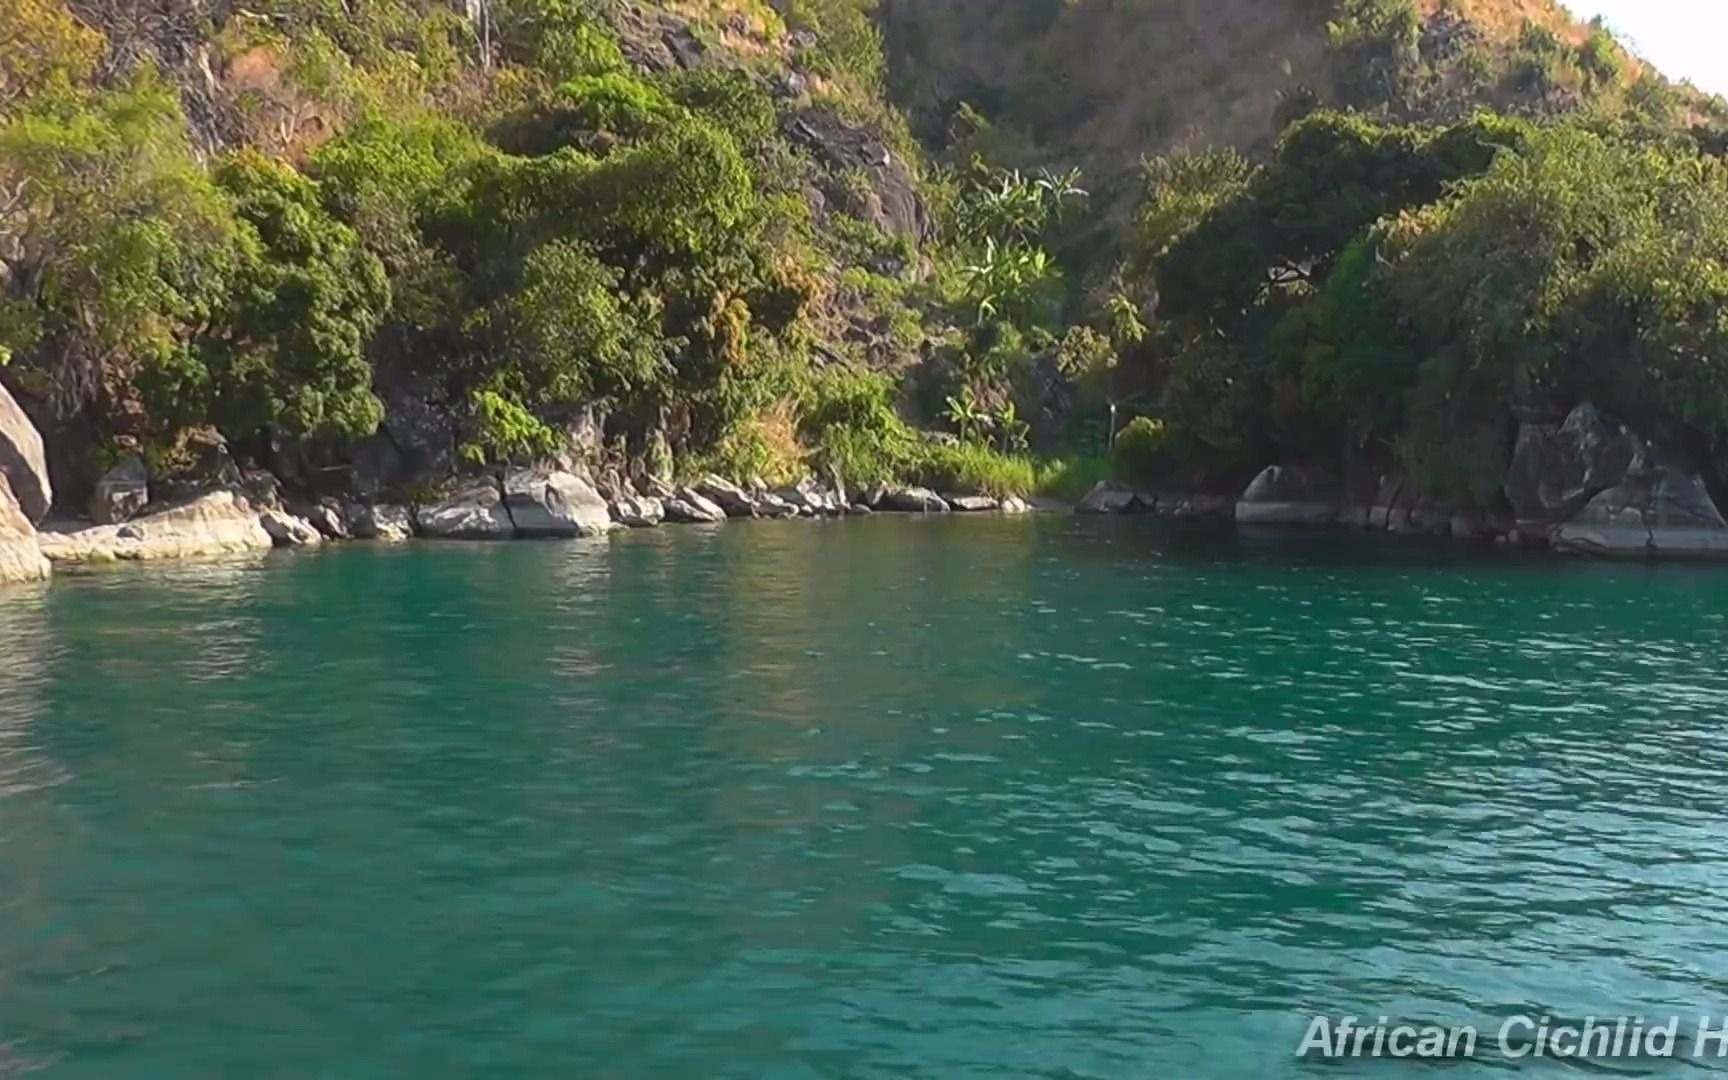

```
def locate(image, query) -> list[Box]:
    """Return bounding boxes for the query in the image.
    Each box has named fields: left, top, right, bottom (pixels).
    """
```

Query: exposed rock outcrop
left=502, top=467, right=613, bottom=538
left=786, top=107, right=930, bottom=244
left=695, top=475, right=761, bottom=518
left=664, top=488, right=727, bottom=524
left=0, top=383, right=52, bottom=523
left=260, top=509, right=324, bottom=548
left=945, top=494, right=1000, bottom=512
left=349, top=503, right=415, bottom=542
left=1504, top=404, right=1641, bottom=533
left=378, top=377, right=457, bottom=482
left=1235, top=466, right=1344, bottom=526
left=300, top=500, right=351, bottom=540
left=414, top=479, right=515, bottom=540
left=90, top=456, right=150, bottom=525
left=1077, top=481, right=1149, bottom=515
left=610, top=494, right=666, bottom=528
left=1553, top=451, right=1728, bottom=558
left=39, top=491, right=273, bottom=564
left=0, top=474, right=51, bottom=585
left=878, top=486, right=950, bottom=513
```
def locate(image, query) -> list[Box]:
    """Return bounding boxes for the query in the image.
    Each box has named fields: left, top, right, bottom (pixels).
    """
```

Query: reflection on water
left=3, top=518, right=1728, bottom=1077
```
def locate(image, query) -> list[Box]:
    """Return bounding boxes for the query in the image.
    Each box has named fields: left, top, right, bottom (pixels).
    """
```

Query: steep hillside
left=7, top=0, right=1728, bottom=536
left=879, top=0, right=1698, bottom=183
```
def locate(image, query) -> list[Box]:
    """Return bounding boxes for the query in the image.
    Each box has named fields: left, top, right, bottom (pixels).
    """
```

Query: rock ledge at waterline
left=1076, top=402, right=1728, bottom=558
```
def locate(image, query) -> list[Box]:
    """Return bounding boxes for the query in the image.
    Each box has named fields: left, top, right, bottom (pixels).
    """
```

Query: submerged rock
left=260, top=509, right=323, bottom=548
left=0, top=383, right=51, bottom=523
left=999, top=495, right=1031, bottom=515
left=414, top=479, right=514, bottom=540
left=502, top=468, right=612, bottom=538
left=0, top=474, right=50, bottom=585
left=40, top=491, right=273, bottom=564
left=90, top=456, right=149, bottom=525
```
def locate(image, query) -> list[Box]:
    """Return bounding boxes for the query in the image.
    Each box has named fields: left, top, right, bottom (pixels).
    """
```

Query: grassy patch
left=1033, top=453, right=1111, bottom=501
left=915, top=441, right=1038, bottom=497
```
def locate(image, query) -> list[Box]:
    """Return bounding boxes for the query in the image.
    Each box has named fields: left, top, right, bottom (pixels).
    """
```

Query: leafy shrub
left=800, top=368, right=920, bottom=485
left=1577, top=24, right=1623, bottom=88
left=1326, top=0, right=1421, bottom=109
left=460, top=387, right=561, bottom=466
left=1111, top=416, right=1169, bottom=485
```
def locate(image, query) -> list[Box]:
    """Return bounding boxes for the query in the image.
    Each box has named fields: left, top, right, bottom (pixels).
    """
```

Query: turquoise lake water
left=4, top=516, right=1728, bottom=1077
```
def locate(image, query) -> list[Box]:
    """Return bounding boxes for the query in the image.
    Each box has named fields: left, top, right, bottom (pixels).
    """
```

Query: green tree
left=151, top=149, right=390, bottom=440
left=0, top=76, right=237, bottom=415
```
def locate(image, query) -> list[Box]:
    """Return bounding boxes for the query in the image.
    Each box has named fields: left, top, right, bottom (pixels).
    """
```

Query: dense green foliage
left=6, top=0, right=1728, bottom=514
left=1122, top=106, right=1728, bottom=508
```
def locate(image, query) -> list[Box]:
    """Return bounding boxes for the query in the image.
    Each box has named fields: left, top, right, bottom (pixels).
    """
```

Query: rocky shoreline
left=9, top=385, right=1728, bottom=588
left=1076, top=403, right=1728, bottom=558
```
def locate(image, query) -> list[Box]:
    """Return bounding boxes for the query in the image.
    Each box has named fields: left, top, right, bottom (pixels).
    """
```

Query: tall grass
left=916, top=442, right=1038, bottom=497
left=1033, top=453, right=1112, bottom=501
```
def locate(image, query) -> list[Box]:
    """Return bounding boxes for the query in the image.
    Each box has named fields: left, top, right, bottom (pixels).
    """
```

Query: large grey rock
left=999, top=494, right=1032, bottom=515
left=39, top=490, right=272, bottom=564
left=260, top=509, right=323, bottom=548
left=787, top=108, right=931, bottom=243
left=414, top=479, right=514, bottom=540
left=0, top=473, right=50, bottom=585
left=89, top=456, right=150, bottom=525
left=775, top=479, right=834, bottom=516
left=610, top=494, right=665, bottom=528
left=878, top=486, right=950, bottom=513
left=289, top=498, right=350, bottom=540
left=1236, top=466, right=1344, bottom=526
left=755, top=491, right=800, bottom=519
left=1553, top=453, right=1728, bottom=557
left=502, top=467, right=612, bottom=538
left=695, top=475, right=761, bottom=518
left=349, top=503, right=415, bottom=542
left=1076, top=480, right=1147, bottom=515
left=1505, top=403, right=1641, bottom=530
left=945, top=494, right=1000, bottom=513
left=0, top=382, right=51, bottom=523
left=665, top=488, right=727, bottom=524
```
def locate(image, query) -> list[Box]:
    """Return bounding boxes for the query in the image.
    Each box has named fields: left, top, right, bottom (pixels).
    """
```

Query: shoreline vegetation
left=7, top=0, right=1728, bottom=584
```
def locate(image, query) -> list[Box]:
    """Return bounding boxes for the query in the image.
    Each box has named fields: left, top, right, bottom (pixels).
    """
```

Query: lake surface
left=4, top=516, right=1728, bottom=1077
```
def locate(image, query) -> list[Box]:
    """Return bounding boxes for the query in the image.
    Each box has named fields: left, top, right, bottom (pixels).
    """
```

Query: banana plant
left=941, top=389, right=992, bottom=445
